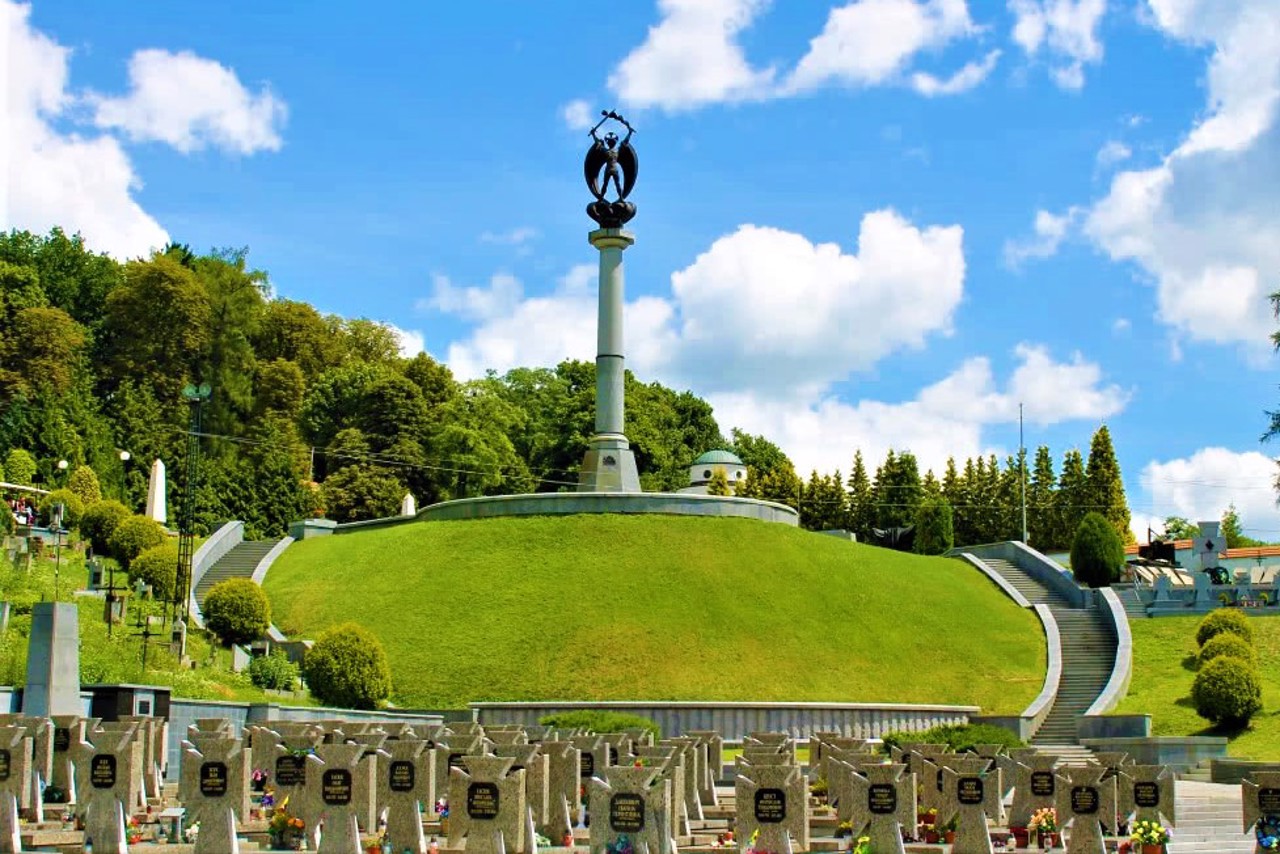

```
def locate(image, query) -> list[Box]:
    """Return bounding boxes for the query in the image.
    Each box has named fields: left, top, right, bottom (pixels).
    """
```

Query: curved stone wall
left=414, top=491, right=800, bottom=526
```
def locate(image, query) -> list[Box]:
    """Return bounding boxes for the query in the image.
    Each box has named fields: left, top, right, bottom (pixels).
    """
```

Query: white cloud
left=710, top=342, right=1127, bottom=477
left=607, top=0, right=996, bottom=109
left=1096, top=139, right=1132, bottom=166
left=787, top=0, right=978, bottom=93
left=0, top=1, right=168, bottom=258
left=607, top=0, right=777, bottom=110
left=1139, top=447, right=1280, bottom=538
left=479, top=227, right=539, bottom=247
left=440, top=265, right=678, bottom=382
left=91, top=49, right=285, bottom=154
left=1112, top=317, right=1131, bottom=334
left=422, top=272, right=524, bottom=323
left=560, top=99, right=594, bottom=131
left=1009, top=0, right=1107, bottom=90
left=912, top=49, right=1002, bottom=95
left=1004, top=208, right=1078, bottom=267
left=1081, top=0, right=1280, bottom=352
left=388, top=325, right=426, bottom=358
left=666, top=211, right=965, bottom=398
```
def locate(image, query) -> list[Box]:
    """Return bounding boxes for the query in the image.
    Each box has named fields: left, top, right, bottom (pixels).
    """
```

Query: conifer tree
left=846, top=451, right=874, bottom=542
left=1057, top=449, right=1089, bottom=547
left=1085, top=425, right=1133, bottom=543
left=953, top=456, right=977, bottom=546
left=1027, top=445, right=1057, bottom=550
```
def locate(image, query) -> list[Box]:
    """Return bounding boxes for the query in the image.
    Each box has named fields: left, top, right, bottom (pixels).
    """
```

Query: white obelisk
left=578, top=227, right=641, bottom=492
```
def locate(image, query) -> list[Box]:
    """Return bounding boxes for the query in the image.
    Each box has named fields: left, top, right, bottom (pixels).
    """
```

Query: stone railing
left=470, top=700, right=979, bottom=740
left=1022, top=604, right=1062, bottom=737
left=953, top=541, right=1089, bottom=607
left=1085, top=587, right=1132, bottom=715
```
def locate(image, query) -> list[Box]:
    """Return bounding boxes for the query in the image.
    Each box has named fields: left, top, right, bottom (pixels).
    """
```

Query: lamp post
left=118, top=450, right=131, bottom=503
left=56, top=459, right=67, bottom=487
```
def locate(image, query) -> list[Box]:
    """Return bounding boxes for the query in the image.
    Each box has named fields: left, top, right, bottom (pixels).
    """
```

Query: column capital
left=588, top=228, right=636, bottom=250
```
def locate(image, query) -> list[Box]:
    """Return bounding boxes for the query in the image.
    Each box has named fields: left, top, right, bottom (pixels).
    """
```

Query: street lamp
left=118, top=450, right=131, bottom=503
left=56, top=459, right=67, bottom=487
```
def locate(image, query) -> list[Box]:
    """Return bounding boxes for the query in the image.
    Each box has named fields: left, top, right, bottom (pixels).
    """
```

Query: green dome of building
left=692, top=449, right=744, bottom=466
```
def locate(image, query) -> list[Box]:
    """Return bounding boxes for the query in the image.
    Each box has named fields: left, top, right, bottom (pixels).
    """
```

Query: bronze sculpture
left=584, top=110, right=638, bottom=228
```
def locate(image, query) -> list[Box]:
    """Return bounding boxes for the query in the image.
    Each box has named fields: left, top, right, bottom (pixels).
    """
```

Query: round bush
left=1196, top=609, right=1255, bottom=648
left=66, top=467, right=101, bottom=507
left=1070, top=511, right=1125, bottom=588
left=202, top=579, right=272, bottom=647
left=1197, top=633, right=1257, bottom=669
left=80, top=500, right=130, bottom=555
left=130, top=542, right=179, bottom=601
left=38, top=489, right=84, bottom=530
left=1191, top=656, right=1262, bottom=726
left=4, top=450, right=35, bottom=486
left=248, top=651, right=299, bottom=691
left=107, top=515, right=167, bottom=569
left=303, top=623, right=392, bottom=709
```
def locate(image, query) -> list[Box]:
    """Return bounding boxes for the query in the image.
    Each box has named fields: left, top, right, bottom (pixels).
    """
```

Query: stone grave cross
left=49, top=715, right=84, bottom=804
left=181, top=732, right=250, bottom=854
left=1119, top=764, right=1175, bottom=826
left=1242, top=771, right=1280, bottom=849
left=449, top=755, right=528, bottom=854
left=72, top=726, right=140, bottom=854
left=845, top=762, right=915, bottom=854
left=494, top=743, right=549, bottom=840
left=0, top=715, right=51, bottom=821
left=589, top=765, right=672, bottom=854
left=380, top=738, right=431, bottom=854
left=735, top=762, right=810, bottom=853
left=0, top=726, right=33, bottom=853
left=538, top=740, right=579, bottom=840
left=1010, top=752, right=1060, bottom=828
left=996, top=748, right=1039, bottom=802
left=1054, top=765, right=1117, bottom=854
left=307, top=743, right=367, bottom=854
left=940, top=756, right=1002, bottom=854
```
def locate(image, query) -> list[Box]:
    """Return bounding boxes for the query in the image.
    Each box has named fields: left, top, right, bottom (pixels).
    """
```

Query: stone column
left=578, top=228, right=641, bottom=493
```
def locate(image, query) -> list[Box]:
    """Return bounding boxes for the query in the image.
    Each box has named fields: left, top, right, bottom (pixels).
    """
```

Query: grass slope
left=1115, top=615, right=1280, bottom=758
left=264, top=515, right=1045, bottom=711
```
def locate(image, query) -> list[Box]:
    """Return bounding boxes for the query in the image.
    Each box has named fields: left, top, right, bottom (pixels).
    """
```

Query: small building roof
left=692, top=449, right=744, bottom=466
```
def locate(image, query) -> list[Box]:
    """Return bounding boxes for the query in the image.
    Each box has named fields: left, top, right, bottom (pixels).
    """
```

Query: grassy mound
left=264, top=515, right=1045, bottom=711
left=1115, top=614, right=1280, bottom=758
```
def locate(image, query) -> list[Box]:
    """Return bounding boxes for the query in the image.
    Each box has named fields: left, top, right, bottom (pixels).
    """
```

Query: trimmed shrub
left=202, top=579, right=272, bottom=647
left=537, top=711, right=662, bottom=739
left=107, top=515, right=167, bottom=569
left=1196, top=609, right=1254, bottom=648
left=914, top=498, right=955, bottom=555
left=1197, top=633, right=1257, bottom=670
left=302, top=623, right=392, bottom=709
left=80, top=500, right=130, bottom=555
left=248, top=651, right=299, bottom=691
left=1191, top=656, right=1262, bottom=726
left=67, top=467, right=101, bottom=507
left=881, top=723, right=1024, bottom=753
left=4, top=450, right=35, bottom=486
left=130, top=542, right=179, bottom=601
left=1070, top=511, right=1125, bottom=588
left=38, top=489, right=84, bottom=529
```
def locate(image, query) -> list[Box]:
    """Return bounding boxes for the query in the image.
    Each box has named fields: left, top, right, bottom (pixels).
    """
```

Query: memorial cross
left=1054, top=765, right=1116, bottom=854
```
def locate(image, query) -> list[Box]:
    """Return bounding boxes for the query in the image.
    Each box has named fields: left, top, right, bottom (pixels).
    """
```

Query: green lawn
left=1114, top=614, right=1280, bottom=758
left=264, top=515, right=1046, bottom=710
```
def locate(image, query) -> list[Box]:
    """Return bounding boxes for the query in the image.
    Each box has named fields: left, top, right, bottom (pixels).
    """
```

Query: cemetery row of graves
left=4, top=714, right=1277, bottom=853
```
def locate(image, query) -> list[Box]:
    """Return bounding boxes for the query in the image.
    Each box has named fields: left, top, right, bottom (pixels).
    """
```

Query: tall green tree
left=1085, top=425, right=1133, bottom=543
left=1057, top=449, right=1089, bottom=547
left=846, top=451, right=874, bottom=542
left=1027, top=445, right=1058, bottom=550
left=1221, top=504, right=1263, bottom=548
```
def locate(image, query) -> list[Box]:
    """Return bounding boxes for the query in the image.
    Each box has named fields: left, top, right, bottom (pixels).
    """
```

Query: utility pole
left=1020, top=403, right=1028, bottom=544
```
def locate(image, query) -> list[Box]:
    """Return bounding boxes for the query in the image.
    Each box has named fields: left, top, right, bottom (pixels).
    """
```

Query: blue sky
left=5, top=0, right=1280, bottom=540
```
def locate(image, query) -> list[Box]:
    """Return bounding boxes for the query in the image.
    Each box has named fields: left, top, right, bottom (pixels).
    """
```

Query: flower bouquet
left=268, top=797, right=306, bottom=850
left=1131, top=819, right=1170, bottom=849
left=1256, top=815, right=1280, bottom=851
left=1029, top=807, right=1059, bottom=849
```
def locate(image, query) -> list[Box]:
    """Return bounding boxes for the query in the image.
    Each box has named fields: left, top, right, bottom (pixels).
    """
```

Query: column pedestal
left=579, top=227, right=641, bottom=493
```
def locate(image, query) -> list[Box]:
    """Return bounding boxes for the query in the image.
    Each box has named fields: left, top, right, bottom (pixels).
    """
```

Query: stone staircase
left=194, top=539, right=282, bottom=605
left=973, top=557, right=1117, bottom=756
left=1112, top=582, right=1150, bottom=618
left=1168, top=780, right=1254, bottom=853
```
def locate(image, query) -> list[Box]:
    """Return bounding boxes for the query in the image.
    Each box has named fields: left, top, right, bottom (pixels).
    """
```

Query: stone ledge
left=416, top=491, right=800, bottom=526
